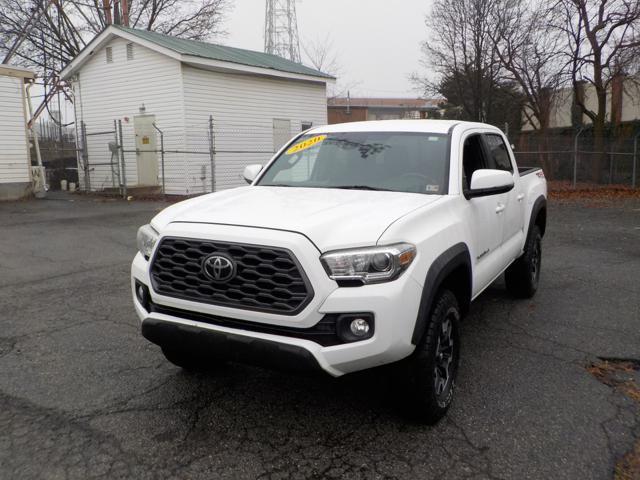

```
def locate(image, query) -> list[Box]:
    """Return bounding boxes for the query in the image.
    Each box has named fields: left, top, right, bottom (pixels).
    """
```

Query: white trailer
left=0, top=65, right=34, bottom=200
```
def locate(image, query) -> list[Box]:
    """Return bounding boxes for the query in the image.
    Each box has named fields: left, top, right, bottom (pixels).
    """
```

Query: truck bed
left=518, top=166, right=542, bottom=176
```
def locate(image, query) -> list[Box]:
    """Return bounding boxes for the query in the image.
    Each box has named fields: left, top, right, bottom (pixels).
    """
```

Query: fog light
left=336, top=313, right=374, bottom=343
left=350, top=318, right=370, bottom=337
left=137, top=285, right=147, bottom=303
left=135, top=280, right=151, bottom=311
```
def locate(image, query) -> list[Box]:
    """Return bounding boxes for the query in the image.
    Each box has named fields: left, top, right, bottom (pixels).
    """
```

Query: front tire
left=401, top=289, right=461, bottom=425
left=505, top=225, right=542, bottom=298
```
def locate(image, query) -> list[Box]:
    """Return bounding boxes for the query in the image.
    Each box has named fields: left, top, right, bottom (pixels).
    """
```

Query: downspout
left=633, top=131, right=640, bottom=189
left=26, top=80, right=46, bottom=198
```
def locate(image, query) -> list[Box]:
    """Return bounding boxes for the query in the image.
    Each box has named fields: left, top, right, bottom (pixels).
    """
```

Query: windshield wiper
left=333, top=185, right=393, bottom=192
left=262, top=184, right=393, bottom=191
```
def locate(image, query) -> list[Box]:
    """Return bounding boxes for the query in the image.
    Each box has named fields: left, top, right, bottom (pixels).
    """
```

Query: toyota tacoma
left=132, top=120, right=547, bottom=424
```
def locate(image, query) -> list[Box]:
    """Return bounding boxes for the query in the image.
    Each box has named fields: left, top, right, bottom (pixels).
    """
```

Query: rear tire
left=400, top=289, right=461, bottom=425
left=505, top=225, right=542, bottom=298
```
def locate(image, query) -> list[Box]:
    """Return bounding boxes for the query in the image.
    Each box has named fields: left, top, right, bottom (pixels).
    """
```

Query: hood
left=152, top=186, right=442, bottom=251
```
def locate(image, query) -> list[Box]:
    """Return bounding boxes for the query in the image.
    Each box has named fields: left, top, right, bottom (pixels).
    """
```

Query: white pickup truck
left=132, top=120, right=547, bottom=424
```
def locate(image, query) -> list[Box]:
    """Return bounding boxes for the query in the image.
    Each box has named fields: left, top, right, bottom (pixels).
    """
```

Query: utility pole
left=264, top=0, right=301, bottom=63
left=103, top=0, right=112, bottom=25
left=109, top=0, right=130, bottom=27
left=121, top=0, right=129, bottom=27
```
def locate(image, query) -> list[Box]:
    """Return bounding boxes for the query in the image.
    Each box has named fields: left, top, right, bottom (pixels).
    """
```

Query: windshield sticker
left=286, top=135, right=327, bottom=155
left=425, top=185, right=440, bottom=193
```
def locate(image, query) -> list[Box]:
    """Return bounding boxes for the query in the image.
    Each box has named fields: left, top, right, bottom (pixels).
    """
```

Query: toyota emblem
left=202, top=254, right=236, bottom=282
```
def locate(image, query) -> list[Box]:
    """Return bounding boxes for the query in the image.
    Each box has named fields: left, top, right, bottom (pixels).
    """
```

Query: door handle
left=495, top=203, right=506, bottom=214
left=516, top=193, right=525, bottom=202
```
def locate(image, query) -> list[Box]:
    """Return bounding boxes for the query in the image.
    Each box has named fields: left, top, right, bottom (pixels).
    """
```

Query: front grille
left=150, top=237, right=313, bottom=315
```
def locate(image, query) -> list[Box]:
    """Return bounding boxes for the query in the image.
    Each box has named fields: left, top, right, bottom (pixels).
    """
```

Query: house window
left=106, top=46, right=113, bottom=63
left=126, top=43, right=134, bottom=61
left=301, top=121, right=313, bottom=132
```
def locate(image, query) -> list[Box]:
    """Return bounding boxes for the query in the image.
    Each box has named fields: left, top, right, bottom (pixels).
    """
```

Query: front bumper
left=141, top=318, right=323, bottom=372
left=131, top=223, right=423, bottom=377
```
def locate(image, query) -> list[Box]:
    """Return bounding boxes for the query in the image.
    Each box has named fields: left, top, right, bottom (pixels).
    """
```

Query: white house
left=60, top=26, right=333, bottom=195
left=0, top=65, right=34, bottom=200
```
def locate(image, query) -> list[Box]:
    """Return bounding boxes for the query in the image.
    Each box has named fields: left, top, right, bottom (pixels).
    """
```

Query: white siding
left=73, top=36, right=328, bottom=195
left=73, top=37, right=187, bottom=194
left=0, top=75, right=30, bottom=185
left=182, top=65, right=327, bottom=193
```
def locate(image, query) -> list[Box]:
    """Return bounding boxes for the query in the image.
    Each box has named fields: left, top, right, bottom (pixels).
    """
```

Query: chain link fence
left=511, top=128, right=640, bottom=187
left=30, top=120, right=80, bottom=191
left=75, top=120, right=640, bottom=197
left=77, top=117, right=292, bottom=198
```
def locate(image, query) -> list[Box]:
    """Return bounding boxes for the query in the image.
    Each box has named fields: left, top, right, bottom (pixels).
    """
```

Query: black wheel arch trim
left=527, top=196, right=547, bottom=240
left=411, top=242, right=471, bottom=345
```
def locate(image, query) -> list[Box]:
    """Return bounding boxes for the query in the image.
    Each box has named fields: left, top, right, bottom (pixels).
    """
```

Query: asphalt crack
left=587, top=358, right=640, bottom=479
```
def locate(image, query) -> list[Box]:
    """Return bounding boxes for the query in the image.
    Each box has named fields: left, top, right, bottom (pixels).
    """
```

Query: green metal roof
left=114, top=26, right=334, bottom=80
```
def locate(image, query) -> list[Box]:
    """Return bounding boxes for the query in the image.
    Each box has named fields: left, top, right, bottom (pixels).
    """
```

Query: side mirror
left=466, top=169, right=514, bottom=199
left=243, top=164, right=263, bottom=184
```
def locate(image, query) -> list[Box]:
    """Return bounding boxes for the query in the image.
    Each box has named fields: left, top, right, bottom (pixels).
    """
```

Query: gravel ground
left=0, top=192, right=638, bottom=480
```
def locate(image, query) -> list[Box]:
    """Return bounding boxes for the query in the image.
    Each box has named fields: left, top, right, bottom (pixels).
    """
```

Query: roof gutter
left=25, top=81, right=46, bottom=198
left=181, top=56, right=335, bottom=84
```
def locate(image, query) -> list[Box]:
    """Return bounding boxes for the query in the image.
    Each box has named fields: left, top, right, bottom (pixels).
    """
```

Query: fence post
left=118, top=120, right=127, bottom=199
left=112, top=120, right=120, bottom=189
left=81, top=121, right=91, bottom=191
left=208, top=115, right=216, bottom=192
left=573, top=127, right=584, bottom=188
left=153, top=123, right=165, bottom=195
left=609, top=151, right=613, bottom=185
left=633, top=132, right=639, bottom=188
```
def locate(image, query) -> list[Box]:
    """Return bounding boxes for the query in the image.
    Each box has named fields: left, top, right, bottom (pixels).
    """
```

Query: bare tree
left=301, top=34, right=358, bottom=99
left=487, top=0, right=569, bottom=176
left=491, top=0, right=567, bottom=131
left=302, top=34, right=340, bottom=76
left=550, top=0, right=640, bottom=181
left=0, top=0, right=232, bottom=76
left=414, top=0, right=506, bottom=122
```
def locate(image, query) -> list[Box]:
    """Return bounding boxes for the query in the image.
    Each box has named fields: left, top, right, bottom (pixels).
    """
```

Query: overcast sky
left=225, top=0, right=433, bottom=98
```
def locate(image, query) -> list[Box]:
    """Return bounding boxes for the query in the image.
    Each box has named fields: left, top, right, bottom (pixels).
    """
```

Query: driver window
left=462, top=134, right=488, bottom=190
left=484, top=134, right=514, bottom=173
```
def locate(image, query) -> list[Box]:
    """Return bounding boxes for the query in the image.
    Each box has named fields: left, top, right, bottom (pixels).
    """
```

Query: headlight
left=320, top=243, right=416, bottom=285
left=136, top=224, right=159, bottom=259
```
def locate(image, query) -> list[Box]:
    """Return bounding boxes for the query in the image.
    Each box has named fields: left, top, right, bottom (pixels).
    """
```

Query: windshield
left=256, top=131, right=449, bottom=194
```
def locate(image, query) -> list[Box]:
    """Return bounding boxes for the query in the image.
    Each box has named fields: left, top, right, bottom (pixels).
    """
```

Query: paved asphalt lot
left=0, top=192, right=638, bottom=480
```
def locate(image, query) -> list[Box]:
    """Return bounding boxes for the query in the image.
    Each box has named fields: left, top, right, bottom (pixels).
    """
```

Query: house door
left=134, top=114, right=158, bottom=186
left=273, top=119, right=291, bottom=153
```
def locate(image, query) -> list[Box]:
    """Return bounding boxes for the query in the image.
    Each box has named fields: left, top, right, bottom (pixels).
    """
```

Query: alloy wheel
left=434, top=315, right=455, bottom=405
left=531, top=237, right=541, bottom=286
